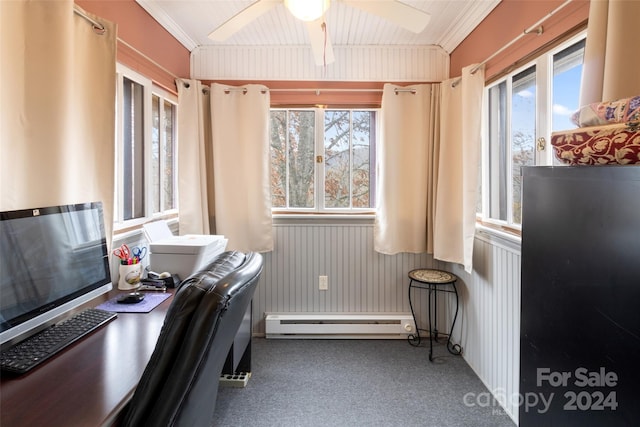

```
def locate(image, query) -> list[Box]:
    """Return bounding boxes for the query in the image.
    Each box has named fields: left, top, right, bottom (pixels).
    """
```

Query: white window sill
left=475, top=223, right=521, bottom=252
left=272, top=213, right=375, bottom=225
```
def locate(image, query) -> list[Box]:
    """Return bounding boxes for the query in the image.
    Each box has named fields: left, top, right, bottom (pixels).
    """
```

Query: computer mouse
left=117, top=292, right=145, bottom=304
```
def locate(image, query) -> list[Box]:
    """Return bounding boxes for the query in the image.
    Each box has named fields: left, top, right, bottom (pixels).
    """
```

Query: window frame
left=270, top=107, right=379, bottom=215
left=114, top=64, right=178, bottom=232
left=151, top=93, right=178, bottom=214
left=479, top=31, right=586, bottom=232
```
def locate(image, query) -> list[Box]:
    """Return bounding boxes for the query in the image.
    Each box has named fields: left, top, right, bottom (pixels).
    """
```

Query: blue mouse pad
left=96, top=292, right=172, bottom=313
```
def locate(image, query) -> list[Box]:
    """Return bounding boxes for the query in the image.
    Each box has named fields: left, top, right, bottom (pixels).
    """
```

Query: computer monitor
left=0, top=202, right=112, bottom=346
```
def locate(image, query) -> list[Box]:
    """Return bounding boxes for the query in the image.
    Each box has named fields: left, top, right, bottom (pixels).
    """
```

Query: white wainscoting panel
left=252, top=220, right=451, bottom=336
left=449, top=230, right=522, bottom=424
left=191, top=45, right=450, bottom=82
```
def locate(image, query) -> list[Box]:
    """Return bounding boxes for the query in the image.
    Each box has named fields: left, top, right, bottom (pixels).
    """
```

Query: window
left=121, top=76, right=145, bottom=221
left=480, top=34, right=585, bottom=229
left=151, top=95, right=176, bottom=213
left=115, top=65, right=177, bottom=228
left=270, top=108, right=377, bottom=212
left=551, top=38, right=586, bottom=164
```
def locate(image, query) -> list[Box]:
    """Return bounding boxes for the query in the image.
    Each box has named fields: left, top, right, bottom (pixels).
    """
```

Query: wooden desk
left=0, top=289, right=174, bottom=427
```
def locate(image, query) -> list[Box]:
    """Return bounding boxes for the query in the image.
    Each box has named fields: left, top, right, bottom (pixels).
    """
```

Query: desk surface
left=0, top=289, right=174, bottom=427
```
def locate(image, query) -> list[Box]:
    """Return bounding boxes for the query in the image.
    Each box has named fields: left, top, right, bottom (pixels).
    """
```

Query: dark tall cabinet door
left=520, top=166, right=640, bottom=426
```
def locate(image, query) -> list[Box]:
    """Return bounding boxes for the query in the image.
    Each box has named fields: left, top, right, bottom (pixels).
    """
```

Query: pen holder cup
left=118, top=263, right=142, bottom=290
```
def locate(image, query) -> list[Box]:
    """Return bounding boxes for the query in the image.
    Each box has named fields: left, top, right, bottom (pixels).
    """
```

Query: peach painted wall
left=450, top=0, right=590, bottom=81
left=75, top=0, right=190, bottom=93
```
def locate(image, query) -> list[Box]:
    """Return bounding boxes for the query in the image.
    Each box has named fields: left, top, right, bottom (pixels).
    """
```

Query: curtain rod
left=73, top=5, right=106, bottom=34
left=221, top=87, right=417, bottom=94
left=268, top=88, right=415, bottom=94
left=270, top=88, right=384, bottom=93
left=451, top=0, right=573, bottom=87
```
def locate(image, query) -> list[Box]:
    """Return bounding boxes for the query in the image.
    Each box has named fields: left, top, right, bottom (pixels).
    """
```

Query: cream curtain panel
left=434, top=65, right=484, bottom=273
left=210, top=83, right=273, bottom=252
left=176, top=79, right=214, bottom=235
left=375, top=68, right=484, bottom=273
left=374, top=84, right=440, bottom=254
left=580, top=0, right=640, bottom=105
left=177, top=81, right=273, bottom=252
left=1, top=1, right=116, bottom=245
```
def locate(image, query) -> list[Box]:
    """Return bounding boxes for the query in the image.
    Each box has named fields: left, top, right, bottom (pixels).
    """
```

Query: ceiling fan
left=208, top=0, right=431, bottom=66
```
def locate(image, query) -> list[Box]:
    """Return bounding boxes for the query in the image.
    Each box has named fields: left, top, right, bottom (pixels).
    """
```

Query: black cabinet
left=520, top=166, right=640, bottom=426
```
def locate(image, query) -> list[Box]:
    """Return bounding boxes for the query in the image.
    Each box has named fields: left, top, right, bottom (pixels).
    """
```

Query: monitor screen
left=0, top=202, right=112, bottom=345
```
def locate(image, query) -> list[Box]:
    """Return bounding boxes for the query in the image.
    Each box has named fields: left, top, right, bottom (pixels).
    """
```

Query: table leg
left=446, top=282, right=462, bottom=356
left=428, top=284, right=434, bottom=362
left=407, top=281, right=421, bottom=346
left=433, top=284, right=439, bottom=341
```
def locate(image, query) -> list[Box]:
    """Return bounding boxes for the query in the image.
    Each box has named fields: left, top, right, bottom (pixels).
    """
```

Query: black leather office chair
left=120, top=251, right=263, bottom=427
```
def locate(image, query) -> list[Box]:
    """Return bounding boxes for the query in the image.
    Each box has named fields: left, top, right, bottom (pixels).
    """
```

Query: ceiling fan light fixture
left=285, top=0, right=330, bottom=22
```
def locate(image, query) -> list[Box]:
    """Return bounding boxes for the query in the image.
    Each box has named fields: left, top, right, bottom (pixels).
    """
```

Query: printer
left=143, top=221, right=227, bottom=281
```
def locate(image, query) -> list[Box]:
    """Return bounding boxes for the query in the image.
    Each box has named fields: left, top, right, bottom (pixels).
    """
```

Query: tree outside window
left=270, top=108, right=376, bottom=212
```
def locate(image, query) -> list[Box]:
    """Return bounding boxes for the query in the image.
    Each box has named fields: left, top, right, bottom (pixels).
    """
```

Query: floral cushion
left=551, top=123, right=640, bottom=165
left=571, top=96, right=640, bottom=128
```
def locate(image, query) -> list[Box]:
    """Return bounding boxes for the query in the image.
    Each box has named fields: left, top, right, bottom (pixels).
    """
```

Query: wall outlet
left=319, top=275, right=328, bottom=291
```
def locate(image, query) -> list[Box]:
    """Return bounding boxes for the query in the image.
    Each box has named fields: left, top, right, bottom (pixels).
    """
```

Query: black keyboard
left=0, top=308, right=117, bottom=375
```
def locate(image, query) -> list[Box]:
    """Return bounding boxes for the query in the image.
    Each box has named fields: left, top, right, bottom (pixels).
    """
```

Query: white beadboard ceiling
left=137, top=0, right=500, bottom=81
left=138, top=0, right=499, bottom=54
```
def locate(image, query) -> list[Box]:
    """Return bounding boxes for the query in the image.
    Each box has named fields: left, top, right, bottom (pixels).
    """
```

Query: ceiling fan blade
left=342, top=0, right=431, bottom=33
left=208, top=0, right=280, bottom=41
left=306, top=19, right=335, bottom=66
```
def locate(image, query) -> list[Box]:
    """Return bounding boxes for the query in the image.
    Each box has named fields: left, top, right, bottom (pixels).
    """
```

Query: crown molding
left=438, top=0, right=501, bottom=53
left=136, top=0, right=198, bottom=51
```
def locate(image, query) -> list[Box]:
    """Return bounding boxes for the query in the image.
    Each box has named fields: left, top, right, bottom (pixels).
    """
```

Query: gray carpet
left=214, top=338, right=516, bottom=427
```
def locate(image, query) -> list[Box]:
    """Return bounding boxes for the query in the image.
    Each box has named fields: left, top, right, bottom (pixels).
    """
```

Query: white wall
left=446, top=228, right=521, bottom=423
left=252, top=217, right=447, bottom=334
left=191, top=45, right=449, bottom=81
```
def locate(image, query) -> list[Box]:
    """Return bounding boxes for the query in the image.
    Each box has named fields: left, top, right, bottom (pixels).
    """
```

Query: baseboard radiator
left=265, top=313, right=415, bottom=339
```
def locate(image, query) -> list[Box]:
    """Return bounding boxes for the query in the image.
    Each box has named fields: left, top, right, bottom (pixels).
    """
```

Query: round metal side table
left=407, top=268, right=462, bottom=361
